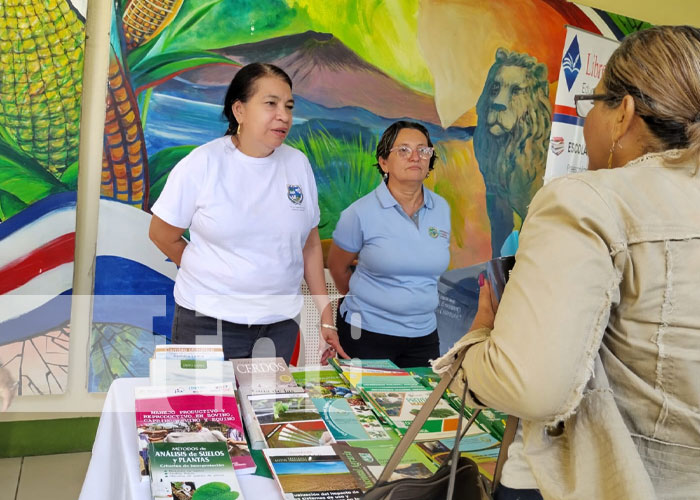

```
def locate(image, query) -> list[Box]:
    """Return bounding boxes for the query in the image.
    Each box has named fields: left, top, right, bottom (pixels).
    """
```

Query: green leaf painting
left=129, top=51, right=240, bottom=93
left=191, top=482, right=239, bottom=500
left=0, top=188, right=28, bottom=221
left=0, top=139, right=67, bottom=206
left=287, top=129, right=378, bottom=240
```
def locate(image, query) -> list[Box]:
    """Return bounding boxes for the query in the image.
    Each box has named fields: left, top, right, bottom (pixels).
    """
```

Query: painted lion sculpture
left=473, top=48, right=552, bottom=256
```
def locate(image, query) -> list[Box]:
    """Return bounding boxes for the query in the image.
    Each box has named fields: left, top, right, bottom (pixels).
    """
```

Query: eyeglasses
left=390, top=145, right=434, bottom=160
left=573, top=93, right=618, bottom=118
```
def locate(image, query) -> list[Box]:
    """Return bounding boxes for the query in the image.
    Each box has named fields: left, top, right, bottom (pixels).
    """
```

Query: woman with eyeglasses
left=433, top=26, right=700, bottom=500
left=327, top=121, right=450, bottom=367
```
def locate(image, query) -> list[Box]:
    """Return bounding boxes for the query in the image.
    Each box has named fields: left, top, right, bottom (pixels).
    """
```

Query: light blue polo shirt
left=333, top=181, right=451, bottom=337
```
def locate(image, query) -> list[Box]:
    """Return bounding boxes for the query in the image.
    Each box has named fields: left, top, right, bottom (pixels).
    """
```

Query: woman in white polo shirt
left=149, top=63, right=347, bottom=363
left=327, top=121, right=451, bottom=367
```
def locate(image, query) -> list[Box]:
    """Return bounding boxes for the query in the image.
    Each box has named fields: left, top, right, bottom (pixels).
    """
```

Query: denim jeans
left=171, top=304, right=299, bottom=363
left=493, top=485, right=543, bottom=500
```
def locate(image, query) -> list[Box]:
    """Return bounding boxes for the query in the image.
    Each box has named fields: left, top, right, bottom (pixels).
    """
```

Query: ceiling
left=573, top=0, right=700, bottom=27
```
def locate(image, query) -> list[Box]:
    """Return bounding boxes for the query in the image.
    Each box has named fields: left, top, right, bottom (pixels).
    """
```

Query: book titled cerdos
left=149, top=359, right=235, bottom=386
left=135, top=382, right=254, bottom=478
left=263, top=446, right=362, bottom=500
left=231, top=357, right=301, bottom=393
left=231, top=357, right=304, bottom=450
left=153, top=344, right=224, bottom=360
left=148, top=441, right=245, bottom=500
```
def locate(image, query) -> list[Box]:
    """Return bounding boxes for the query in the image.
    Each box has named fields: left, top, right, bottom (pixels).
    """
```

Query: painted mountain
left=147, top=30, right=472, bottom=243
left=162, top=30, right=442, bottom=125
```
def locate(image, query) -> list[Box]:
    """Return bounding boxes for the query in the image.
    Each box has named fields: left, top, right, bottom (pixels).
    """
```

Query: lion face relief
left=484, top=64, right=531, bottom=136
left=473, top=48, right=552, bottom=256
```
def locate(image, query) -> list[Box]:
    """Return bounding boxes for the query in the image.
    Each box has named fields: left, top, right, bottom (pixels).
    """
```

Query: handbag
left=361, top=349, right=517, bottom=500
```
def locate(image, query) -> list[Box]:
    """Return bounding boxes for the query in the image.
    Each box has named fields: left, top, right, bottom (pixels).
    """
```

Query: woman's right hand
left=320, top=326, right=350, bottom=364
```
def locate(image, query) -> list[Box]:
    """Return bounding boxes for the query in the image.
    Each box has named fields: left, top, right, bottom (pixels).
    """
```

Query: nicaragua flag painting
left=0, top=192, right=179, bottom=394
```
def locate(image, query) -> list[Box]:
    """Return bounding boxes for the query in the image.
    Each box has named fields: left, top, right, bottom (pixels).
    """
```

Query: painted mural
left=0, top=0, right=88, bottom=399
left=83, top=0, right=651, bottom=391
left=0, top=1, right=650, bottom=394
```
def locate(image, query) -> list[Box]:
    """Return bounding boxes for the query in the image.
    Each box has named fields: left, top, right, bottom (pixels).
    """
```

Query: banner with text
left=544, top=26, right=620, bottom=183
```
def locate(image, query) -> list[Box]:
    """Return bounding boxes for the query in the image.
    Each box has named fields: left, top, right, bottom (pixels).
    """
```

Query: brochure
left=148, top=441, right=245, bottom=500
left=135, top=382, right=254, bottom=477
left=263, top=446, right=362, bottom=500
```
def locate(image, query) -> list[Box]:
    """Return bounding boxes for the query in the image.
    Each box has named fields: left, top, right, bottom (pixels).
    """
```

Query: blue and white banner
left=544, top=26, right=620, bottom=183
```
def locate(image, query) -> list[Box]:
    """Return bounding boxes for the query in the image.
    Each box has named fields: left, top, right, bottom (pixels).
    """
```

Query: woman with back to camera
left=433, top=26, right=700, bottom=500
left=149, top=62, right=347, bottom=363
left=327, top=121, right=451, bottom=367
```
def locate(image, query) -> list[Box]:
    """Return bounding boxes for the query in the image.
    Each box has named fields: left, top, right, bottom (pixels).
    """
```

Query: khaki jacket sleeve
left=463, top=177, right=625, bottom=424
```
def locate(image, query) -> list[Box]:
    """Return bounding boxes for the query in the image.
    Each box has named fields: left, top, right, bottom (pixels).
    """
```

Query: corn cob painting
left=99, top=0, right=185, bottom=208
left=102, top=46, right=149, bottom=207
left=0, top=0, right=84, bottom=178
left=122, top=0, right=184, bottom=50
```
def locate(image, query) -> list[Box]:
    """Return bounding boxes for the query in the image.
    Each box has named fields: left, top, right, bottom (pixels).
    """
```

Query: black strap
left=376, top=347, right=519, bottom=497
left=446, top=374, right=480, bottom=499
left=377, top=349, right=468, bottom=483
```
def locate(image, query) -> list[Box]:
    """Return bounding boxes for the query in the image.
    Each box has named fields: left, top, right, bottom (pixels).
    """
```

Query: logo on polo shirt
left=429, top=226, right=449, bottom=239
left=287, top=185, right=304, bottom=205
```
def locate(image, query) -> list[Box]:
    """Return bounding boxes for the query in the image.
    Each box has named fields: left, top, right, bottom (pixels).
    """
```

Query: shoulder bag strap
left=446, top=368, right=481, bottom=499
left=491, top=415, right=519, bottom=494
left=377, top=349, right=468, bottom=483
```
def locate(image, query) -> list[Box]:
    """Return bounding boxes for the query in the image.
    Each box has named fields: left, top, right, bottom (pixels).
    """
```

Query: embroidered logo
left=562, top=35, right=581, bottom=91
left=287, top=185, right=303, bottom=205
left=428, top=227, right=439, bottom=238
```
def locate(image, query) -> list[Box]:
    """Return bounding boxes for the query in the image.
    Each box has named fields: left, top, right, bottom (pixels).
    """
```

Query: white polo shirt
left=152, top=137, right=320, bottom=324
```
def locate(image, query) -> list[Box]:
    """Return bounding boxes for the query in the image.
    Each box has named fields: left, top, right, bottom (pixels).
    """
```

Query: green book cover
left=329, top=358, right=401, bottom=371
left=291, top=368, right=391, bottom=441
left=148, top=441, right=244, bottom=500
left=333, top=440, right=438, bottom=490
left=368, top=390, right=461, bottom=440
left=263, top=445, right=362, bottom=499
left=415, top=433, right=500, bottom=480
left=414, top=371, right=507, bottom=441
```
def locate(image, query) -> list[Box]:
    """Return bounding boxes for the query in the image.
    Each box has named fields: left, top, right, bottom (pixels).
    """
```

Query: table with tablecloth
left=79, top=377, right=281, bottom=500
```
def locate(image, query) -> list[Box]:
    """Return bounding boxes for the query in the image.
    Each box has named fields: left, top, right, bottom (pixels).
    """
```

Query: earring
left=237, top=123, right=241, bottom=135
left=607, top=141, right=618, bottom=169
left=383, top=172, right=388, bottom=180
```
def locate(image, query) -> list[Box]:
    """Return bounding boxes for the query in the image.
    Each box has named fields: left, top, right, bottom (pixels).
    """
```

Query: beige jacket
left=436, top=151, right=700, bottom=499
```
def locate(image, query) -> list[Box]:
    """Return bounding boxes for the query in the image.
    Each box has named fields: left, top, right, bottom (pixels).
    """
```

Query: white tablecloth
left=79, top=377, right=281, bottom=500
